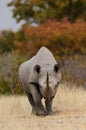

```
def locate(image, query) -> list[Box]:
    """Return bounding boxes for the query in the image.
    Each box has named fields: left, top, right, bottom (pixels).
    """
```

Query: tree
left=8, top=0, right=86, bottom=24
left=0, top=31, right=15, bottom=53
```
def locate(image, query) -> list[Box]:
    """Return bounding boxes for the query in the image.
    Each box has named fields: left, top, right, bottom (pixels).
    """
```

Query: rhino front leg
left=25, top=91, right=35, bottom=108
left=29, top=84, right=46, bottom=116
left=45, top=99, right=54, bottom=115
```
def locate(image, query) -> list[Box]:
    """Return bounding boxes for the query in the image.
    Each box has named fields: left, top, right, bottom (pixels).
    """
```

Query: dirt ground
left=0, top=84, right=86, bottom=130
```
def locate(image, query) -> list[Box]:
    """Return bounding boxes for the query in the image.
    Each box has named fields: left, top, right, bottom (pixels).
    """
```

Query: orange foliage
left=14, top=19, right=86, bottom=57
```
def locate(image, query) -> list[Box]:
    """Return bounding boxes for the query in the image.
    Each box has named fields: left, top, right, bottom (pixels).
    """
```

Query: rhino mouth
left=40, top=88, right=55, bottom=99
left=43, top=95, right=54, bottom=100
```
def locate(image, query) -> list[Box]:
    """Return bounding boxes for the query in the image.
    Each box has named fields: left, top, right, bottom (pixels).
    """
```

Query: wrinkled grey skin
left=18, top=47, right=61, bottom=116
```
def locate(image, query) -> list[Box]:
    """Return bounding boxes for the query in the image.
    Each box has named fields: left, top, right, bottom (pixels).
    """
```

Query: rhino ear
left=54, top=64, right=59, bottom=73
left=34, top=65, right=41, bottom=74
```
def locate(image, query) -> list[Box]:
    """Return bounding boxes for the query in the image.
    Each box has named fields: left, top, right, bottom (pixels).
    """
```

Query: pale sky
left=0, top=0, right=24, bottom=31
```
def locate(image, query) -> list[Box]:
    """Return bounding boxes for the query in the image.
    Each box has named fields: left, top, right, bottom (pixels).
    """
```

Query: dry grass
left=0, top=84, right=86, bottom=130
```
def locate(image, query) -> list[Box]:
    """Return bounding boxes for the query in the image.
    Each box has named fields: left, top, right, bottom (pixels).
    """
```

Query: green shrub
left=0, top=80, right=11, bottom=94
left=0, top=31, right=15, bottom=53
left=0, top=52, right=27, bottom=95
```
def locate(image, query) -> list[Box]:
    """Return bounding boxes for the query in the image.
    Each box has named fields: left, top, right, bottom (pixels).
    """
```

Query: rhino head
left=33, top=64, right=61, bottom=100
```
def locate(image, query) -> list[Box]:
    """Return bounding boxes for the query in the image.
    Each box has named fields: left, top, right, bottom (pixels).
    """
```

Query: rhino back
left=33, top=47, right=57, bottom=66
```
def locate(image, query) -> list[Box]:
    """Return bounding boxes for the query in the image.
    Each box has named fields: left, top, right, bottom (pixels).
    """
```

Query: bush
left=14, top=19, right=86, bottom=57
left=61, top=55, right=86, bottom=88
left=0, top=31, right=15, bottom=53
left=0, top=52, right=27, bottom=95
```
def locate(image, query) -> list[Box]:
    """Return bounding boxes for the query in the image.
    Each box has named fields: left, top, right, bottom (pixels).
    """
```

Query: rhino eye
left=54, top=64, right=59, bottom=73
left=34, top=65, right=41, bottom=74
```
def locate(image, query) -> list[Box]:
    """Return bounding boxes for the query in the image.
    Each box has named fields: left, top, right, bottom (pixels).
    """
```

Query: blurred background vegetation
left=0, top=0, right=86, bottom=95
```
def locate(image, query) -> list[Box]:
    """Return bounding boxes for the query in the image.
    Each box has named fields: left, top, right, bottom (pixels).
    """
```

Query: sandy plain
left=0, top=84, right=86, bottom=130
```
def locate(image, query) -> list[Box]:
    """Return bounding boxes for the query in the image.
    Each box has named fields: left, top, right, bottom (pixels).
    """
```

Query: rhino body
left=18, top=47, right=61, bottom=116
